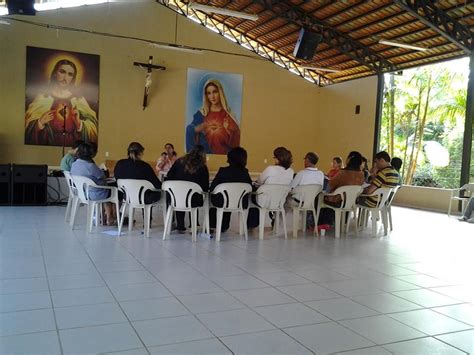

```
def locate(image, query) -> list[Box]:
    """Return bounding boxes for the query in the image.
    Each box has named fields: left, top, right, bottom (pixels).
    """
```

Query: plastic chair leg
left=118, top=203, right=127, bottom=236
left=259, top=208, right=266, bottom=240
left=345, top=211, right=351, bottom=234
left=448, top=198, right=453, bottom=217
left=144, top=205, right=151, bottom=238
left=216, top=208, right=224, bottom=242
left=293, top=208, right=299, bottom=238
left=371, top=210, right=378, bottom=237
left=115, top=201, right=120, bottom=234
left=388, top=206, right=393, bottom=231
left=334, top=211, right=341, bottom=238
left=65, top=196, right=72, bottom=222
left=191, top=209, right=198, bottom=242
left=281, top=209, right=288, bottom=239
left=381, top=208, right=388, bottom=236
left=242, top=210, right=249, bottom=240
left=69, top=198, right=80, bottom=229
left=302, top=211, right=307, bottom=235
left=163, top=207, right=173, bottom=240
left=312, top=209, right=319, bottom=237
left=128, top=207, right=134, bottom=232
left=87, top=203, right=95, bottom=233
left=275, top=212, right=280, bottom=234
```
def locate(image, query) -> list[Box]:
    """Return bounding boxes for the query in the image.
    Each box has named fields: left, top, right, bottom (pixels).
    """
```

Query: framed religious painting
left=185, top=68, right=243, bottom=155
left=24, top=46, right=100, bottom=147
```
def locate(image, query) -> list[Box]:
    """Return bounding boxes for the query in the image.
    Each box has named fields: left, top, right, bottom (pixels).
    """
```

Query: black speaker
left=293, top=29, right=322, bottom=60
left=12, top=164, right=47, bottom=205
left=7, top=0, right=36, bottom=15
left=0, top=164, right=11, bottom=206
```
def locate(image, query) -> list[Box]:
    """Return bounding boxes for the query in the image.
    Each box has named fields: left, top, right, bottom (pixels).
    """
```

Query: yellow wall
left=0, top=0, right=377, bottom=174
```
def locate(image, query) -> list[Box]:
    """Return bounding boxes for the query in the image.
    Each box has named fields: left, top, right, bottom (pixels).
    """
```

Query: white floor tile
left=340, top=315, right=426, bottom=344
left=51, top=286, right=115, bottom=308
left=109, top=282, right=172, bottom=301
left=254, top=302, right=330, bottom=328
left=0, top=309, right=56, bottom=336
left=212, top=274, right=269, bottom=291
left=305, top=297, right=379, bottom=321
left=0, top=331, right=61, bottom=355
left=277, top=283, right=341, bottom=302
left=351, top=293, right=424, bottom=313
left=133, top=315, right=213, bottom=347
left=120, top=297, right=189, bottom=321
left=196, top=308, right=275, bottom=337
left=101, top=270, right=157, bottom=286
left=55, top=302, right=127, bottom=329
left=392, top=289, right=461, bottom=308
left=0, top=291, right=51, bottom=313
left=49, top=273, right=105, bottom=291
left=397, top=274, right=453, bottom=288
left=0, top=278, right=49, bottom=294
left=254, top=272, right=311, bottom=286
left=220, top=329, right=312, bottom=354
left=388, top=309, right=472, bottom=335
left=60, top=323, right=143, bottom=354
left=149, top=338, right=231, bottom=354
left=383, top=337, right=466, bottom=354
left=284, top=322, right=375, bottom=353
left=178, top=292, right=245, bottom=314
left=334, top=346, right=392, bottom=355
left=436, top=330, right=474, bottom=354
left=433, top=303, right=474, bottom=326
left=230, top=287, right=296, bottom=307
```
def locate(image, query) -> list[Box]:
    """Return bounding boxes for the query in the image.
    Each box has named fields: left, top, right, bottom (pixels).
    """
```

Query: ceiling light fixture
left=149, top=43, right=202, bottom=54
left=188, top=2, right=258, bottom=21
left=379, top=39, right=428, bottom=51
left=301, top=66, right=341, bottom=73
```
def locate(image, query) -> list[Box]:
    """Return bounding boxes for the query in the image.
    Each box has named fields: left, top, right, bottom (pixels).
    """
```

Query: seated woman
left=248, top=147, right=294, bottom=228
left=324, top=155, right=365, bottom=207
left=156, top=143, right=178, bottom=175
left=209, top=147, right=252, bottom=233
left=114, top=142, right=161, bottom=204
left=71, top=143, right=116, bottom=225
left=327, top=156, right=343, bottom=180
left=166, top=145, right=209, bottom=233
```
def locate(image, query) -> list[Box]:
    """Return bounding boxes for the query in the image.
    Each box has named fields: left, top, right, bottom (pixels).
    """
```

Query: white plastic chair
left=385, top=185, right=400, bottom=231
left=252, top=184, right=291, bottom=240
left=316, top=185, right=363, bottom=238
left=210, top=182, right=252, bottom=241
left=448, top=183, right=474, bottom=217
left=291, top=184, right=323, bottom=237
left=116, top=179, right=165, bottom=238
left=356, top=187, right=393, bottom=237
left=162, top=180, right=208, bottom=242
left=63, top=171, right=78, bottom=223
left=70, top=175, right=120, bottom=233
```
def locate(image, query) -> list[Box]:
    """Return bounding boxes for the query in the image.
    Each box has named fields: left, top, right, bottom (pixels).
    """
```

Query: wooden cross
left=133, top=56, right=166, bottom=110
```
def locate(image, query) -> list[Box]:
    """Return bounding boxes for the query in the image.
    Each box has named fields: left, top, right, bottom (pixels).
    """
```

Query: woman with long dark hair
left=166, top=145, right=209, bottom=233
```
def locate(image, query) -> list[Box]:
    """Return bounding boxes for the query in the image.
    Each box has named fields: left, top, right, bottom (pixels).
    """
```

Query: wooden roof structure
left=159, top=0, right=474, bottom=86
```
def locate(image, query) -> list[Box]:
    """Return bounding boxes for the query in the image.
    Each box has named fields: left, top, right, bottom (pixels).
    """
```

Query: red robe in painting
left=203, top=110, right=240, bottom=154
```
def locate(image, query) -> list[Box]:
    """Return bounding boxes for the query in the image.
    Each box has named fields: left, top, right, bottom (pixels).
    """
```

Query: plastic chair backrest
left=212, top=182, right=252, bottom=210
left=117, top=179, right=156, bottom=207
left=386, top=185, right=400, bottom=207
left=64, top=171, right=77, bottom=196
left=366, top=187, right=393, bottom=209
left=291, top=184, right=323, bottom=209
left=256, top=184, right=291, bottom=210
left=332, top=185, right=363, bottom=210
left=162, top=180, right=204, bottom=209
left=71, top=175, right=96, bottom=203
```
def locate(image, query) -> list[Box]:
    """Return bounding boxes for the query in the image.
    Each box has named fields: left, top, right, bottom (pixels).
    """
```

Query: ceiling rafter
left=393, top=0, right=473, bottom=53
left=256, top=0, right=395, bottom=73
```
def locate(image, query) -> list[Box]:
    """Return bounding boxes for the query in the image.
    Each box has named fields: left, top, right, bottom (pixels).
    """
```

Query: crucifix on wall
left=133, top=56, right=166, bottom=110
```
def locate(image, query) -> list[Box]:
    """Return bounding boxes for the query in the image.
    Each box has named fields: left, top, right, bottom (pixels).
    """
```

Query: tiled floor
left=0, top=205, right=473, bottom=354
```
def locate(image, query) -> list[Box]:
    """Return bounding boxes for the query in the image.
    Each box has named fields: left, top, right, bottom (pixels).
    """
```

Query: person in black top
left=209, top=147, right=252, bottom=233
left=114, top=142, right=161, bottom=204
left=166, top=145, right=209, bottom=233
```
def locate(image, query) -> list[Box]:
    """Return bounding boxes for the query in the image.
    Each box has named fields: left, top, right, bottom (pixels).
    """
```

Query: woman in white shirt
left=248, top=147, right=294, bottom=228
left=257, top=147, right=294, bottom=185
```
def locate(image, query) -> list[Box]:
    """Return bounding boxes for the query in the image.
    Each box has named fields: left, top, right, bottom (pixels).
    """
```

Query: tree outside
left=380, top=57, right=470, bottom=189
